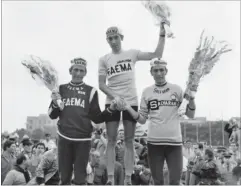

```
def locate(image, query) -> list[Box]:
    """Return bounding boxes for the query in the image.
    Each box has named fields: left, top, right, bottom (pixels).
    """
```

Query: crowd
left=1, top=124, right=241, bottom=185
left=1, top=21, right=241, bottom=185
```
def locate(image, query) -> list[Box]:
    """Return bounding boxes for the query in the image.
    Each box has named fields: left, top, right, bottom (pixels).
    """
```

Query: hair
left=36, top=142, right=45, bottom=149
left=3, top=140, right=15, bottom=151
left=16, top=154, right=27, bottom=165
left=69, top=65, right=87, bottom=74
left=205, top=148, right=214, bottom=160
left=150, top=66, right=168, bottom=73
left=198, top=143, right=204, bottom=150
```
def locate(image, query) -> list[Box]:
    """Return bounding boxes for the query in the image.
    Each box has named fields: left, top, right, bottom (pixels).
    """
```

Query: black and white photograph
left=1, top=0, right=240, bottom=185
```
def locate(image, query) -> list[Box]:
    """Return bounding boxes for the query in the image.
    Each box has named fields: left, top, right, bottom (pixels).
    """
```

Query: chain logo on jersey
left=62, top=98, right=85, bottom=108
left=107, top=60, right=132, bottom=77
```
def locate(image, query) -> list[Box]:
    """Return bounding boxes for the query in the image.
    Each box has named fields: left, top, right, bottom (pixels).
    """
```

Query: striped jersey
left=98, top=49, right=140, bottom=106
left=139, top=82, right=184, bottom=146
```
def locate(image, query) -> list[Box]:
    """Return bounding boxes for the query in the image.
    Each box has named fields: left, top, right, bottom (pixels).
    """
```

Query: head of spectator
left=32, top=145, right=36, bottom=155
left=140, top=138, right=147, bottom=146
left=45, top=133, right=51, bottom=142
left=204, top=148, right=214, bottom=161
left=3, top=140, right=16, bottom=154
left=35, top=142, right=46, bottom=155
left=102, top=129, right=107, bottom=139
left=90, top=150, right=101, bottom=168
left=229, top=142, right=239, bottom=153
left=193, top=142, right=204, bottom=157
left=185, top=140, right=192, bottom=149
left=118, top=129, right=124, bottom=141
left=223, top=151, right=232, bottom=163
left=22, top=138, right=33, bottom=154
left=16, top=154, right=30, bottom=170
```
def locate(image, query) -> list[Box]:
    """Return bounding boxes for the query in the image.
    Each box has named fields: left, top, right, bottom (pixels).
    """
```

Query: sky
left=1, top=1, right=240, bottom=133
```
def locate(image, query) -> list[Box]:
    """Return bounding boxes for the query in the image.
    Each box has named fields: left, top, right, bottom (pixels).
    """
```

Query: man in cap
left=122, top=58, right=196, bottom=185
left=42, top=133, right=56, bottom=151
left=99, top=21, right=168, bottom=185
left=48, top=57, right=117, bottom=185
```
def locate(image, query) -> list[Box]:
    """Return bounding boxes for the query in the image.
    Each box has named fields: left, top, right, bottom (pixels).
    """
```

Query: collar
left=155, top=82, right=167, bottom=87
left=69, top=81, right=85, bottom=86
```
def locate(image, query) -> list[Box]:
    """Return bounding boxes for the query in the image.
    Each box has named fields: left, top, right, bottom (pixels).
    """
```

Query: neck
left=18, top=164, right=25, bottom=170
left=112, top=48, right=122, bottom=54
left=155, top=81, right=167, bottom=87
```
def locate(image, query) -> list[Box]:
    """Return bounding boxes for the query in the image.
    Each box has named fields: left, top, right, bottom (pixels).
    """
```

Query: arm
left=125, top=91, right=149, bottom=124
left=48, top=101, right=61, bottom=119
left=98, top=58, right=118, bottom=100
left=185, top=98, right=196, bottom=119
left=88, top=89, right=116, bottom=124
left=136, top=24, right=166, bottom=61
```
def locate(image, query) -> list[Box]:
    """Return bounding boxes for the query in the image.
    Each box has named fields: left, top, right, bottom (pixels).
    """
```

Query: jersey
left=139, top=83, right=184, bottom=146
left=98, top=49, right=140, bottom=106
left=48, top=82, right=112, bottom=140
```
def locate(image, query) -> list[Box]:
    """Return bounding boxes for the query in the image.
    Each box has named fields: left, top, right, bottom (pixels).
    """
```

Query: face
left=186, top=142, right=192, bottom=148
left=223, top=156, right=231, bottom=163
left=24, top=144, right=32, bottom=153
left=90, top=153, right=100, bottom=167
left=193, top=145, right=200, bottom=155
left=8, top=143, right=16, bottom=154
left=106, top=34, right=122, bottom=52
left=151, top=66, right=167, bottom=84
left=70, top=65, right=86, bottom=83
left=103, top=130, right=107, bottom=139
left=32, top=147, right=36, bottom=155
left=36, top=145, right=45, bottom=155
left=118, top=131, right=124, bottom=141
left=230, top=143, right=237, bottom=152
left=46, top=135, right=50, bottom=141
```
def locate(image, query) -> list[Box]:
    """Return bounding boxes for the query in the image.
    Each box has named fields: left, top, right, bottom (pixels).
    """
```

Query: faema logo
left=148, top=99, right=180, bottom=110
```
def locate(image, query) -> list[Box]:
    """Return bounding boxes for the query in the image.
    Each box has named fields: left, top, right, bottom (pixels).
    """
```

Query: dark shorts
left=105, top=104, right=138, bottom=123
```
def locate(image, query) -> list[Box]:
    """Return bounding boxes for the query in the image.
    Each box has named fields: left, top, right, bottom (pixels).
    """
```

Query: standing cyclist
left=123, top=58, right=196, bottom=185
left=48, top=58, right=116, bottom=185
left=98, top=20, right=168, bottom=185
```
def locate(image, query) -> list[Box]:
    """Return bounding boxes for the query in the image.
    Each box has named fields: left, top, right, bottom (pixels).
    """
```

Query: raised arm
left=136, top=22, right=167, bottom=61
left=185, top=98, right=196, bottom=119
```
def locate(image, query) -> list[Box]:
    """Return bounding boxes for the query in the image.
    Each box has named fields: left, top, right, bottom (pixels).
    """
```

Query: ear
left=69, top=68, right=72, bottom=75
left=165, top=68, right=168, bottom=75
left=120, top=35, right=124, bottom=41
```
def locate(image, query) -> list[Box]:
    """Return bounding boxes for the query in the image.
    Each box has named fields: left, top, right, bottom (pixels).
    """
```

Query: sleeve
left=98, top=57, right=107, bottom=76
left=48, top=85, right=63, bottom=119
left=131, top=49, right=141, bottom=63
left=2, top=171, right=15, bottom=185
left=178, top=86, right=184, bottom=104
left=35, top=155, right=49, bottom=184
left=139, top=90, right=149, bottom=120
left=88, top=88, right=114, bottom=124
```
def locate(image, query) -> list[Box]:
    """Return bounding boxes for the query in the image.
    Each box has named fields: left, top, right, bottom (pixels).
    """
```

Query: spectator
left=28, top=145, right=59, bottom=185
left=1, top=140, right=16, bottom=184
left=21, top=138, right=33, bottom=159
left=89, top=150, right=123, bottom=185
left=42, top=133, right=56, bottom=151
left=94, top=129, right=107, bottom=157
left=232, top=159, right=241, bottom=184
left=2, top=154, right=31, bottom=185
left=190, top=148, right=222, bottom=185
left=29, top=143, right=45, bottom=177
left=183, top=140, right=195, bottom=159
left=186, top=143, right=204, bottom=185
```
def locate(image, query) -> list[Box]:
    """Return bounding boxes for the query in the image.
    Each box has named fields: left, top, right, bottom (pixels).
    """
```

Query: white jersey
left=99, top=49, right=140, bottom=106
left=139, top=83, right=184, bottom=145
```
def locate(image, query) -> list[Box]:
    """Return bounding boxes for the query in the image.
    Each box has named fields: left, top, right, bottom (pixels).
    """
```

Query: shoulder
left=127, top=49, right=140, bottom=54
left=99, top=53, right=112, bottom=62
left=168, top=83, right=183, bottom=92
left=59, top=83, right=69, bottom=90
left=84, top=84, right=98, bottom=95
left=142, top=85, right=155, bottom=95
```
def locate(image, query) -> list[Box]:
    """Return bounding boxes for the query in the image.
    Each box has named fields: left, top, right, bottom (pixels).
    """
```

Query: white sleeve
left=139, top=90, right=149, bottom=119
left=98, top=57, right=107, bottom=76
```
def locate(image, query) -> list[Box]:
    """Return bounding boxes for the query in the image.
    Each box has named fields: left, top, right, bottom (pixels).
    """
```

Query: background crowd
left=1, top=119, right=241, bottom=185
